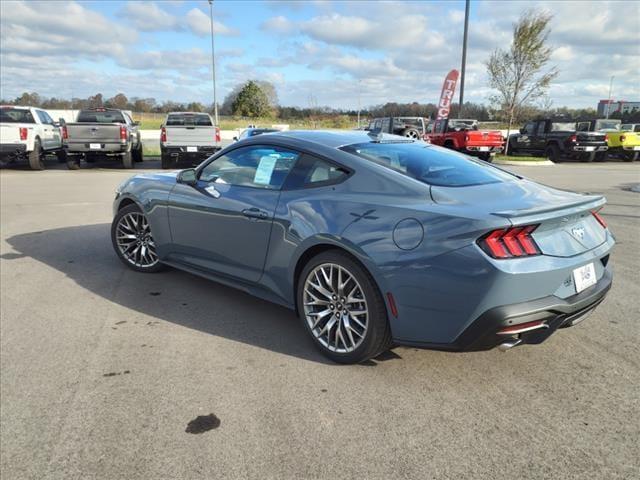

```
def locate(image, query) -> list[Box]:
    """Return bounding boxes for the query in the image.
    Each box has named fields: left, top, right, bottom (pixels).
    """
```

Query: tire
left=624, top=151, right=638, bottom=162
left=443, top=141, right=455, bottom=151
left=161, top=153, right=175, bottom=169
left=595, top=151, right=607, bottom=162
left=581, top=152, right=595, bottom=163
left=297, top=250, right=392, bottom=364
left=132, top=143, right=144, bottom=163
left=545, top=144, right=560, bottom=163
left=402, top=128, right=420, bottom=139
left=66, top=157, right=80, bottom=170
left=478, top=152, right=492, bottom=162
left=56, top=149, right=67, bottom=163
left=122, top=151, right=134, bottom=169
left=28, top=138, right=45, bottom=170
left=111, top=204, right=164, bottom=273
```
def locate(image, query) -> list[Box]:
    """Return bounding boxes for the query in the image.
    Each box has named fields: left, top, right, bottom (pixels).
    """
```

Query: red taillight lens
left=619, top=134, right=626, bottom=142
left=160, top=127, right=167, bottom=143
left=604, top=134, right=609, bottom=142
left=569, top=135, right=577, bottom=142
left=478, top=225, right=541, bottom=259
left=215, top=127, right=221, bottom=143
left=61, top=125, right=68, bottom=140
left=464, top=135, right=469, bottom=142
left=592, top=210, right=607, bottom=229
left=19, top=127, right=28, bottom=141
left=119, top=125, right=127, bottom=141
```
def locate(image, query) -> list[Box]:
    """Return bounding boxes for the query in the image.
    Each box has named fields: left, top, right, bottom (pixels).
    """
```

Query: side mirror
left=233, top=136, right=238, bottom=141
left=177, top=168, right=197, bottom=185
left=58, top=117, right=66, bottom=125
left=519, top=128, right=525, bottom=134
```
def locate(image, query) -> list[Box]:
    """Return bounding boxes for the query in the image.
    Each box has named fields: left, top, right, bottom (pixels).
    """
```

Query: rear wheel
left=132, top=143, right=144, bottom=163
left=122, top=151, right=133, bottom=169
left=478, top=152, right=492, bottom=162
left=111, top=204, right=164, bottom=273
left=28, top=138, right=45, bottom=170
left=56, top=149, right=67, bottom=163
left=297, top=250, right=392, bottom=364
left=624, top=151, right=638, bottom=162
left=545, top=144, right=560, bottom=163
left=161, top=153, right=175, bottom=169
left=595, top=151, right=607, bottom=162
left=581, top=152, right=596, bottom=163
left=66, top=156, right=80, bottom=170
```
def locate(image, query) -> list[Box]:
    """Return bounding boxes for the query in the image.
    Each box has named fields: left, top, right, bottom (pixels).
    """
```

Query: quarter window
left=199, top=145, right=299, bottom=190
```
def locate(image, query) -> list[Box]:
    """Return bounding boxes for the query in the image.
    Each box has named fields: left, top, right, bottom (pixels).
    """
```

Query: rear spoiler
left=492, top=195, right=605, bottom=221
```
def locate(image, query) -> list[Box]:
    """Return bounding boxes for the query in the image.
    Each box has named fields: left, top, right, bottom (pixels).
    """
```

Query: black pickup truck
left=508, top=118, right=608, bottom=162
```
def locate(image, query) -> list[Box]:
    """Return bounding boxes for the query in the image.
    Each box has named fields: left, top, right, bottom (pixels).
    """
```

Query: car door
left=514, top=121, right=536, bottom=152
left=35, top=110, right=55, bottom=150
left=167, top=144, right=300, bottom=282
left=530, top=120, right=548, bottom=152
left=42, top=111, right=61, bottom=148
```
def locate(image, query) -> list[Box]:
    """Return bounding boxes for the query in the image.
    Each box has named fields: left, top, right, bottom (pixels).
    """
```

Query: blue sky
left=1, top=1, right=638, bottom=110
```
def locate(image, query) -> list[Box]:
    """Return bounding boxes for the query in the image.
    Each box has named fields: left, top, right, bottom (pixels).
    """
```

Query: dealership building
left=597, top=99, right=640, bottom=116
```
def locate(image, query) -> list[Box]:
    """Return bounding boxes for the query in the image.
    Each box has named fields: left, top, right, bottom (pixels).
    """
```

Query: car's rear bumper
left=65, top=143, right=129, bottom=154
left=397, top=267, right=612, bottom=352
left=0, top=143, right=27, bottom=156
left=161, top=145, right=220, bottom=164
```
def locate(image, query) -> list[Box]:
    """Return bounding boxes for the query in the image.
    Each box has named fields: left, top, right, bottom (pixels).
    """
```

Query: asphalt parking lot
left=1, top=159, right=639, bottom=480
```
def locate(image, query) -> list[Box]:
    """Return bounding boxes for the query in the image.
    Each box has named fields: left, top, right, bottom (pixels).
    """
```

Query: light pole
left=458, top=0, right=470, bottom=118
left=357, top=79, right=361, bottom=128
left=605, top=75, right=614, bottom=119
left=208, top=0, right=219, bottom=125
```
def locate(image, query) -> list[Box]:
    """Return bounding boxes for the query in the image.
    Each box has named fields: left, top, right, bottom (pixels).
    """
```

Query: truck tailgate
left=165, top=126, right=217, bottom=147
left=0, top=124, right=21, bottom=143
left=465, top=130, right=503, bottom=146
left=65, top=123, right=123, bottom=143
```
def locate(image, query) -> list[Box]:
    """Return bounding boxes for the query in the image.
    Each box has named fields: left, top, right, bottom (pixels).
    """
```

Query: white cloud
left=185, top=8, right=236, bottom=37
left=124, top=1, right=180, bottom=31
left=261, top=16, right=295, bottom=34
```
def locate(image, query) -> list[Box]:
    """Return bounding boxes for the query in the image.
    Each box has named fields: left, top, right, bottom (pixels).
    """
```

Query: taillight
left=215, top=127, right=221, bottom=143
left=120, top=125, right=127, bottom=142
left=61, top=125, right=68, bottom=140
left=19, top=127, right=27, bottom=141
left=160, top=126, right=167, bottom=143
left=569, top=135, right=577, bottom=142
left=592, top=210, right=607, bottom=229
left=477, top=225, right=541, bottom=259
left=464, top=135, right=469, bottom=142
left=604, top=134, right=609, bottom=142
left=619, top=134, right=626, bottom=142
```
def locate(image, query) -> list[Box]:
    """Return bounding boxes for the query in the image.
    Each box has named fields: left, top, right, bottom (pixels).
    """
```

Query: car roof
left=167, top=111, right=210, bottom=115
left=267, top=129, right=415, bottom=148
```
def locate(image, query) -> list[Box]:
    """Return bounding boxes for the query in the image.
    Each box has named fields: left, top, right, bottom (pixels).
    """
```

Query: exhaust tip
left=498, top=339, right=522, bottom=352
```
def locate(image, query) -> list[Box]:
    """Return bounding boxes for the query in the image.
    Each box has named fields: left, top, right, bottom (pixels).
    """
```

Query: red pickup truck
left=425, top=119, right=503, bottom=161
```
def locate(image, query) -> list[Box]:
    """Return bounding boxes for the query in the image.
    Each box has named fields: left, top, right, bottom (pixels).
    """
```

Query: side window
left=284, top=154, right=350, bottom=189
left=123, top=112, right=133, bottom=124
left=381, top=118, right=391, bottom=133
left=199, top=145, right=299, bottom=190
left=36, top=110, right=50, bottom=124
left=373, top=119, right=382, bottom=130
left=523, top=122, right=535, bottom=135
left=535, top=122, right=546, bottom=135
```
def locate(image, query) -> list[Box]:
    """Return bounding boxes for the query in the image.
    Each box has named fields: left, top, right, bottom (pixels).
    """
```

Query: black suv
left=508, top=118, right=608, bottom=162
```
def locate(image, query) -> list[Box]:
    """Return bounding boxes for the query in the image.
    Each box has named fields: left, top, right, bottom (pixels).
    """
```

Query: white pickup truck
left=160, top=112, right=221, bottom=169
left=0, top=106, right=66, bottom=170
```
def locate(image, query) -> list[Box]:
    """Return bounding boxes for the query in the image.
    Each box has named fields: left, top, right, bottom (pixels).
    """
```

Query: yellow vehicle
left=578, top=119, right=640, bottom=161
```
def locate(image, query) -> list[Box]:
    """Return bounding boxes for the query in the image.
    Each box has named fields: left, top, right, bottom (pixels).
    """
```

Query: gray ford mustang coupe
left=111, top=131, right=614, bottom=363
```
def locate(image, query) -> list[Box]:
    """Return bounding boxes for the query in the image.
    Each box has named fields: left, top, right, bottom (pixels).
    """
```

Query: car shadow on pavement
left=6, top=223, right=332, bottom=364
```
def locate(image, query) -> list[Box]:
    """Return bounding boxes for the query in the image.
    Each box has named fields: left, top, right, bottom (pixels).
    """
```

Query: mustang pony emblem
left=571, top=226, right=586, bottom=240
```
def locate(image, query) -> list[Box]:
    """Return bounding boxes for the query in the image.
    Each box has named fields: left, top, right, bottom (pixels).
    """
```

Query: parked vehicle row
left=0, top=106, right=66, bottom=170
left=425, top=118, right=504, bottom=161
left=577, top=119, right=639, bottom=162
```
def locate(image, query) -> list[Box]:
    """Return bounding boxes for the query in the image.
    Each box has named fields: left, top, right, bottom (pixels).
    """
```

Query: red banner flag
left=436, top=69, right=459, bottom=120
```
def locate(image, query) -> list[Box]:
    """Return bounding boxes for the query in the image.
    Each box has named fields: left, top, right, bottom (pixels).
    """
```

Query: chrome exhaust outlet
left=498, top=339, right=522, bottom=352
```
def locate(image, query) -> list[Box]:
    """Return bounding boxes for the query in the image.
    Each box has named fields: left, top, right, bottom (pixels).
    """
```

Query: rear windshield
left=77, top=110, right=125, bottom=123
left=0, top=108, right=35, bottom=123
left=341, top=142, right=512, bottom=187
left=550, top=122, right=576, bottom=132
left=166, top=114, right=212, bottom=126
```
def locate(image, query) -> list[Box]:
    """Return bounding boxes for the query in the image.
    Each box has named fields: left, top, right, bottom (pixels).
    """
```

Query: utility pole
left=208, top=0, right=219, bottom=125
left=605, top=75, right=614, bottom=119
left=357, top=79, right=361, bottom=128
left=458, top=0, right=470, bottom=118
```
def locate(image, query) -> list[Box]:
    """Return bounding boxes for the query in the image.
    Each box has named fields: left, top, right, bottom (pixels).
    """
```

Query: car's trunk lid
left=430, top=179, right=607, bottom=257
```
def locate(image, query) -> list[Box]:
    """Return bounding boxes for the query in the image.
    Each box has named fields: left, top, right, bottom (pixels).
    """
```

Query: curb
left=493, top=159, right=554, bottom=166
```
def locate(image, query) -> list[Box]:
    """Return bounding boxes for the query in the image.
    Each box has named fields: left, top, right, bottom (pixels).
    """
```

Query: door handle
left=242, top=208, right=268, bottom=220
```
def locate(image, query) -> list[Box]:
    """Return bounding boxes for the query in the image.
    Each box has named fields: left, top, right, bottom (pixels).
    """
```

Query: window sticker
left=254, top=155, right=278, bottom=185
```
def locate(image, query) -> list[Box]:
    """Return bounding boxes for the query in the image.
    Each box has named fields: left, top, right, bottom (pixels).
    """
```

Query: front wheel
left=28, top=138, right=45, bottom=170
left=111, top=204, right=164, bottom=273
left=297, top=250, right=392, bottom=364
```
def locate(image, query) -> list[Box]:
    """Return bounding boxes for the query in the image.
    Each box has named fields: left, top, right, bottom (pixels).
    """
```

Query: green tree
left=485, top=9, right=558, bottom=152
left=231, top=81, right=272, bottom=117
left=106, top=93, right=129, bottom=110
